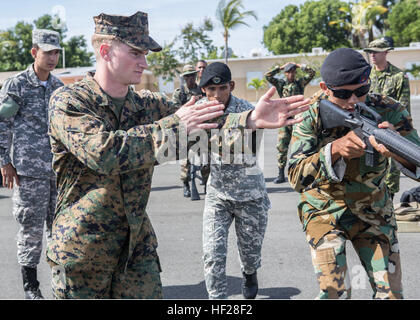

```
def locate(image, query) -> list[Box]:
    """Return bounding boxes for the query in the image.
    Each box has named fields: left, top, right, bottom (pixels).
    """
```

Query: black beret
left=321, top=48, right=371, bottom=87
left=199, top=62, right=232, bottom=88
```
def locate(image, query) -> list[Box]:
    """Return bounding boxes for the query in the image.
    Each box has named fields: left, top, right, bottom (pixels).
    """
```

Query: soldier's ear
left=99, top=43, right=112, bottom=62
left=229, top=81, right=235, bottom=92
left=30, top=47, right=38, bottom=59
left=319, top=82, right=329, bottom=94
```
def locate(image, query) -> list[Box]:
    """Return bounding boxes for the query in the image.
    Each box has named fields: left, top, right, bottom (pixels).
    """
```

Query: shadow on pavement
left=163, top=276, right=300, bottom=299
left=0, top=195, right=10, bottom=199
left=265, top=186, right=294, bottom=194
left=152, top=185, right=182, bottom=192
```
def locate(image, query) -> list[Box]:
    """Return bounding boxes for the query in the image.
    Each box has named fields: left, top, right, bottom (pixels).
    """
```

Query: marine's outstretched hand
left=247, top=86, right=310, bottom=130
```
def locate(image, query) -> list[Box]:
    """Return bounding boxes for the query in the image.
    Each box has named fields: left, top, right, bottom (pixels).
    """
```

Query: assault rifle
left=319, top=99, right=420, bottom=167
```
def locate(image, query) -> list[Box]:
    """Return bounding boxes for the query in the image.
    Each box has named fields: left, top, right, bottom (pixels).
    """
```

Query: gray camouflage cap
left=93, top=11, right=162, bottom=52
left=363, top=39, right=394, bottom=53
left=32, top=29, right=62, bottom=51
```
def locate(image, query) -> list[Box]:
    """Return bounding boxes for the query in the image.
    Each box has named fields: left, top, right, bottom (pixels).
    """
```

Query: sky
left=0, top=0, right=310, bottom=58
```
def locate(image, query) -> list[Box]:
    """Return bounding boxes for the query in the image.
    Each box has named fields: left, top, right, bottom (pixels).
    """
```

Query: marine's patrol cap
left=284, top=63, right=297, bottom=72
left=363, top=39, right=394, bottom=53
left=199, top=62, right=232, bottom=88
left=93, top=11, right=162, bottom=52
left=321, top=48, right=371, bottom=87
left=32, top=29, right=62, bottom=51
left=181, top=64, right=198, bottom=77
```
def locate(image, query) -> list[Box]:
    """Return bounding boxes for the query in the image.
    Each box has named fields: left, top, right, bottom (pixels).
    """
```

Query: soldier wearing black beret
left=198, top=62, right=270, bottom=300
left=287, top=48, right=420, bottom=299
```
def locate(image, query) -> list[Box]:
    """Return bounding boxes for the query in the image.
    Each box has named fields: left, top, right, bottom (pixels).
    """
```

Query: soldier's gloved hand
left=175, top=96, right=225, bottom=133
left=331, top=130, right=366, bottom=162
left=1, top=163, right=19, bottom=189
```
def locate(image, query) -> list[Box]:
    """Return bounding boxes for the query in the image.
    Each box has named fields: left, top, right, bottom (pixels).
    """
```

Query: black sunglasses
left=326, top=83, right=371, bottom=100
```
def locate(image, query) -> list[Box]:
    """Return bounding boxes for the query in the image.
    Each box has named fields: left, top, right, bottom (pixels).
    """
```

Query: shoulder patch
left=0, top=96, right=20, bottom=118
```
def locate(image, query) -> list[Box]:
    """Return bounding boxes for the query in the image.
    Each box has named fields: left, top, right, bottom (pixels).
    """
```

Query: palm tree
left=329, top=0, right=388, bottom=48
left=216, top=0, right=257, bottom=64
left=247, top=78, right=267, bottom=101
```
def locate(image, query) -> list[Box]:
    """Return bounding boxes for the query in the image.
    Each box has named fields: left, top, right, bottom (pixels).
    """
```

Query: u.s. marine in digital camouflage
left=48, top=73, right=254, bottom=299
left=264, top=63, right=315, bottom=183
left=288, top=48, right=420, bottom=299
left=364, top=38, right=412, bottom=197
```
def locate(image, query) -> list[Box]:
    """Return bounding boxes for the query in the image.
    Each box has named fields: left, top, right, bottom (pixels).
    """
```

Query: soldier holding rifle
left=288, top=48, right=420, bottom=299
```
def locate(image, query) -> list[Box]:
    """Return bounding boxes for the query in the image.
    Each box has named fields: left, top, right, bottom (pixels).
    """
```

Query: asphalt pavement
left=0, top=99, right=419, bottom=300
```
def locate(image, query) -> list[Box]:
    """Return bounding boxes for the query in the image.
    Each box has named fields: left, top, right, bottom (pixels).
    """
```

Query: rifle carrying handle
left=373, top=128, right=420, bottom=167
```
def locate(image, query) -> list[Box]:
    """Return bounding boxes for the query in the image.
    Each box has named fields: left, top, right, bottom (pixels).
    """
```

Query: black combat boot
left=21, top=266, right=44, bottom=300
left=183, top=181, right=191, bottom=198
left=273, top=168, right=286, bottom=184
left=242, top=271, right=258, bottom=299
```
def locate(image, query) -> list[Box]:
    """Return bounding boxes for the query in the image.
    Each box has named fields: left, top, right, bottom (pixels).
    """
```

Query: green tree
left=263, top=0, right=351, bottom=55
left=385, top=0, right=420, bottom=47
left=407, top=64, right=420, bottom=79
left=203, top=46, right=238, bottom=60
left=0, top=14, right=93, bottom=71
left=330, top=0, right=388, bottom=48
left=0, top=21, right=33, bottom=71
left=247, top=78, right=267, bottom=101
left=216, top=0, right=257, bottom=63
left=63, top=36, right=94, bottom=68
left=175, top=18, right=216, bottom=64
left=373, top=0, right=397, bottom=34
left=147, top=41, right=181, bottom=83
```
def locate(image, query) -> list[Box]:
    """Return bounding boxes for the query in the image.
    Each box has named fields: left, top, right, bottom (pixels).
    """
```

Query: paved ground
left=0, top=99, right=419, bottom=300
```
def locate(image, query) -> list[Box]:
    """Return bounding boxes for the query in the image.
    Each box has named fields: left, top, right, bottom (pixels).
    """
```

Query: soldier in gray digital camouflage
left=46, top=11, right=310, bottom=299
left=0, top=29, right=63, bottom=299
left=172, top=64, right=209, bottom=197
left=199, top=62, right=270, bottom=299
left=265, top=62, right=315, bottom=184
left=288, top=48, right=420, bottom=299
left=364, top=38, right=412, bottom=201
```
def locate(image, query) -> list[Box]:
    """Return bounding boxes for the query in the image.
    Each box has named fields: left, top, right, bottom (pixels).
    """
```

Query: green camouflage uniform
left=288, top=93, right=420, bottom=299
left=47, top=72, right=253, bottom=299
left=370, top=62, right=411, bottom=195
left=264, top=65, right=315, bottom=169
left=172, top=84, right=210, bottom=184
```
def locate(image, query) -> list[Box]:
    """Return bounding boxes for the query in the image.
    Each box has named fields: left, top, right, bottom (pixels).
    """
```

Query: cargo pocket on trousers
left=313, top=247, right=348, bottom=298
left=51, top=265, right=68, bottom=299
left=314, top=247, right=336, bottom=265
